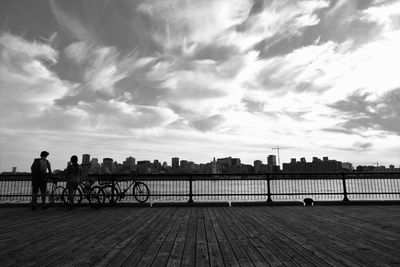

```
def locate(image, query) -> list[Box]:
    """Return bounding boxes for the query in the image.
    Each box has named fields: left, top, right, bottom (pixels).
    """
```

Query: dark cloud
left=329, top=88, right=400, bottom=135
left=193, top=44, right=240, bottom=63
left=282, top=111, right=308, bottom=121
left=354, top=141, right=373, bottom=150
left=254, top=0, right=382, bottom=60
left=242, top=99, right=265, bottom=113
left=190, top=114, right=225, bottom=132
left=48, top=0, right=161, bottom=53
left=331, top=141, right=373, bottom=152
left=322, top=127, right=365, bottom=137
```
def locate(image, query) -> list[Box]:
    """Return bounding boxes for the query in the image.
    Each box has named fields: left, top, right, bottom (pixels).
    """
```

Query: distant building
left=137, top=160, right=151, bottom=173
left=212, top=158, right=217, bottom=174
left=122, top=157, right=136, bottom=173
left=153, top=160, right=162, bottom=173
left=283, top=157, right=342, bottom=173
left=267, top=155, right=278, bottom=172
left=254, top=160, right=262, bottom=173
left=172, top=157, right=179, bottom=169
left=82, top=154, right=90, bottom=165
left=89, top=158, right=100, bottom=174
left=342, top=162, right=353, bottom=172
left=102, top=158, right=114, bottom=174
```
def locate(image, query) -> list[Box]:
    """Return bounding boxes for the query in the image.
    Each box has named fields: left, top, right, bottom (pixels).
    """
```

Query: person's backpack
left=31, top=158, right=47, bottom=174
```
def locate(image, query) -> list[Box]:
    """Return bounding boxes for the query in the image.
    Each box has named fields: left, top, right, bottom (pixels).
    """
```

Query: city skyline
left=4, top=152, right=400, bottom=173
left=1, top=0, right=400, bottom=172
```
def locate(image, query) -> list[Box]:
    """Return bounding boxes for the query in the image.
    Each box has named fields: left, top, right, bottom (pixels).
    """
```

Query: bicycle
left=101, top=176, right=150, bottom=204
left=62, top=180, right=106, bottom=209
left=47, top=176, right=65, bottom=207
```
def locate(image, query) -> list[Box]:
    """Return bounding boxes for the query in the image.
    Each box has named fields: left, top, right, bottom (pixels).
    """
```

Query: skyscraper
left=267, top=155, right=277, bottom=166
left=82, top=154, right=90, bottom=165
left=267, top=155, right=277, bottom=172
left=172, top=157, right=179, bottom=169
left=102, top=158, right=114, bottom=174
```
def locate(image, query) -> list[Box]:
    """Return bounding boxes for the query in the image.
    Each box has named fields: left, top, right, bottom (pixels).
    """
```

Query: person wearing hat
left=30, top=151, right=52, bottom=209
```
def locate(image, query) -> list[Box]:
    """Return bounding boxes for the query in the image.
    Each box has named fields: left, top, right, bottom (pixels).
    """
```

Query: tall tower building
left=89, top=158, right=100, bottom=174
left=267, top=155, right=277, bottom=166
left=212, top=157, right=217, bottom=174
left=267, top=155, right=277, bottom=172
left=102, top=158, right=114, bottom=174
left=172, top=157, right=179, bottom=169
left=82, top=154, right=91, bottom=165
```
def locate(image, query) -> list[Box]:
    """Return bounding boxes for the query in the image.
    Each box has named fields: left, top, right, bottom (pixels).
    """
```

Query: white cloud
left=0, top=32, right=69, bottom=117
left=223, top=0, right=329, bottom=51
left=137, top=0, right=253, bottom=50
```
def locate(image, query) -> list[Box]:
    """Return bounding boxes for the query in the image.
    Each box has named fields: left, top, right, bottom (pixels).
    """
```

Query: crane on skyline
left=272, top=146, right=284, bottom=167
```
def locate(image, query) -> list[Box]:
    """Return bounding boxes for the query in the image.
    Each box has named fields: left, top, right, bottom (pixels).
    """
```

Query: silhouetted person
left=31, top=151, right=52, bottom=210
left=65, top=155, right=82, bottom=210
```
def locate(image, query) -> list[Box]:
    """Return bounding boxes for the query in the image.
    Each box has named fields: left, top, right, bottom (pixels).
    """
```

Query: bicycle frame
left=112, top=179, right=138, bottom=199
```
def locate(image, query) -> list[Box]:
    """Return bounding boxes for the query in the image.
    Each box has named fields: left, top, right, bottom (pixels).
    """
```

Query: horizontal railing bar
left=347, top=192, right=400, bottom=195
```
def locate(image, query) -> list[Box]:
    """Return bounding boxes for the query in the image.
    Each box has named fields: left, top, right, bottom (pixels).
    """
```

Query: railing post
left=342, top=172, right=349, bottom=202
left=266, top=173, right=272, bottom=202
left=188, top=175, right=194, bottom=203
left=111, top=174, right=116, bottom=204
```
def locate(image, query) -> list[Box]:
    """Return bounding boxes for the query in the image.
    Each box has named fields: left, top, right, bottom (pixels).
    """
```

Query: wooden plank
left=284, top=207, right=398, bottom=265
left=35, top=208, right=150, bottom=266
left=1, top=209, right=110, bottom=266
left=195, top=207, right=210, bottom=267
left=137, top=208, right=184, bottom=266
left=259, top=207, right=366, bottom=267
left=165, top=208, right=191, bottom=267
left=1, top=206, right=400, bottom=267
left=202, top=208, right=225, bottom=267
left=99, top=207, right=174, bottom=266
left=222, top=207, right=296, bottom=267
left=241, top=207, right=348, bottom=267
left=180, top=207, right=197, bottom=267
left=208, top=207, right=249, bottom=267
left=214, top=209, right=266, bottom=266
left=262, top=206, right=392, bottom=267
left=122, top=208, right=181, bottom=265
left=77, top=208, right=157, bottom=266
left=54, top=207, right=156, bottom=266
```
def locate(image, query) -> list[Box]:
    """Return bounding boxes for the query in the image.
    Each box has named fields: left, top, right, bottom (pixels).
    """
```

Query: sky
left=1, top=0, right=400, bottom=172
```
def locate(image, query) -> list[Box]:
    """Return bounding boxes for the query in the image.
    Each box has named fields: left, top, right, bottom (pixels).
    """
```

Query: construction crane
left=272, top=147, right=283, bottom=167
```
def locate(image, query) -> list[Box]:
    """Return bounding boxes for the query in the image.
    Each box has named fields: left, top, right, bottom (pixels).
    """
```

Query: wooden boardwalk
left=0, top=205, right=399, bottom=266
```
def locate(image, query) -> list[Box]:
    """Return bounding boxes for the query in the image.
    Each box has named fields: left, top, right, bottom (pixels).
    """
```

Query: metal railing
left=0, top=172, right=399, bottom=203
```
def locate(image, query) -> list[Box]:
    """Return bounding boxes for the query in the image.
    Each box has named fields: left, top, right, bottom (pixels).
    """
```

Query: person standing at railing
left=65, top=155, right=82, bottom=210
left=30, top=151, right=52, bottom=210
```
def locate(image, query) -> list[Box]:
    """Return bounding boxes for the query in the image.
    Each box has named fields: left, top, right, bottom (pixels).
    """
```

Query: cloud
left=2, top=0, right=400, bottom=171
left=190, top=114, right=225, bottom=132
left=0, top=32, right=70, bottom=125
left=137, top=0, right=253, bottom=50
left=226, top=0, right=329, bottom=53
left=330, top=89, right=400, bottom=135
left=49, top=1, right=98, bottom=42
left=241, top=98, right=265, bottom=113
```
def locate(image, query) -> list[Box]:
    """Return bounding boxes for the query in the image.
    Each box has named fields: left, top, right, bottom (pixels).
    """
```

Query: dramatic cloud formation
left=1, top=0, right=400, bottom=171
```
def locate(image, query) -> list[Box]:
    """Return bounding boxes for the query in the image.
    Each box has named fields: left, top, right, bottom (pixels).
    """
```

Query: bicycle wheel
left=62, top=187, right=83, bottom=206
left=133, top=182, right=150, bottom=203
left=88, top=186, right=105, bottom=209
left=102, top=185, right=119, bottom=204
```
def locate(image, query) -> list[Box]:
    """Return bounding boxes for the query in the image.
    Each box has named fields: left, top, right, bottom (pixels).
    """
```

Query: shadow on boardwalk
left=0, top=205, right=399, bottom=266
